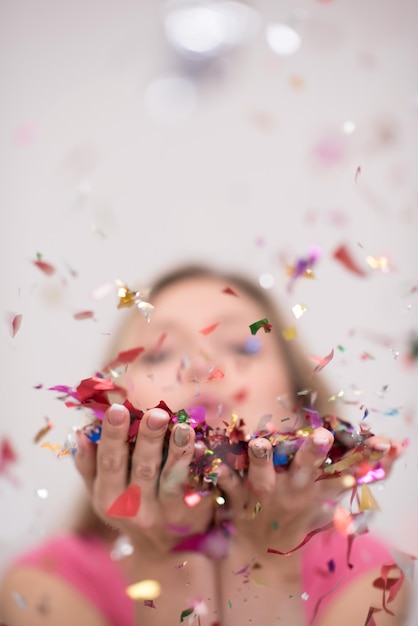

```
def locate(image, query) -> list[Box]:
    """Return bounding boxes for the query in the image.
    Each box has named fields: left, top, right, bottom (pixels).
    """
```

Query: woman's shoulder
left=0, top=533, right=135, bottom=626
left=301, top=528, right=410, bottom=625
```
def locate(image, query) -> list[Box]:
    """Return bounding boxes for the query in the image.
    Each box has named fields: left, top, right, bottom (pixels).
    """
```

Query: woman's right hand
left=74, top=404, right=213, bottom=554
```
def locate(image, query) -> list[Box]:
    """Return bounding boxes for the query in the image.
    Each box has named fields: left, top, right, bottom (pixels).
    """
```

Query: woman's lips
left=185, top=393, right=231, bottom=426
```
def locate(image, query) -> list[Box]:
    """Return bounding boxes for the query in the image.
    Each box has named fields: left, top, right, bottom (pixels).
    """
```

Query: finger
left=159, top=423, right=195, bottom=497
left=246, top=438, right=276, bottom=498
left=95, top=404, right=130, bottom=513
left=74, top=430, right=97, bottom=492
left=216, top=463, right=244, bottom=511
left=129, top=408, right=170, bottom=502
left=289, top=428, right=334, bottom=489
left=363, top=435, right=391, bottom=460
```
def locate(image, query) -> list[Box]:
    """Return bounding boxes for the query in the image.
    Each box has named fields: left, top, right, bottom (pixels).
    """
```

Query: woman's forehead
left=151, top=276, right=266, bottom=322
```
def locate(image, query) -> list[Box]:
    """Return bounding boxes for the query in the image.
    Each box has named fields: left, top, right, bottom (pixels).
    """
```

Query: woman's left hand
left=216, top=428, right=398, bottom=556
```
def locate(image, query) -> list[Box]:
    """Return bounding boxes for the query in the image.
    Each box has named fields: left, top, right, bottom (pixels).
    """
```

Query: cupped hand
left=74, top=404, right=213, bottom=553
left=216, top=428, right=397, bottom=556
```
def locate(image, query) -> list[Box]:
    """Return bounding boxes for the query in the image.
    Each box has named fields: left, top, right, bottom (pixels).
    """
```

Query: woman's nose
left=184, top=349, right=214, bottom=381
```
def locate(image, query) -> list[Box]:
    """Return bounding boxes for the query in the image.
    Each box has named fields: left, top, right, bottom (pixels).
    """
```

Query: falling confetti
left=291, top=304, right=307, bottom=319
left=249, top=318, right=272, bottom=335
left=106, top=485, right=141, bottom=518
left=33, top=254, right=55, bottom=275
left=282, top=326, right=297, bottom=341
left=126, top=579, right=161, bottom=600
left=332, top=244, right=367, bottom=277
left=312, top=348, right=335, bottom=373
left=199, top=323, right=219, bottom=336
left=10, top=313, right=23, bottom=338
left=73, top=310, right=95, bottom=320
left=33, top=417, right=54, bottom=443
left=355, top=166, right=361, bottom=182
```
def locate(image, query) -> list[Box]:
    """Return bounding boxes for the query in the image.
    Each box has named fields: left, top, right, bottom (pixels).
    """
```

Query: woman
left=0, top=265, right=410, bottom=625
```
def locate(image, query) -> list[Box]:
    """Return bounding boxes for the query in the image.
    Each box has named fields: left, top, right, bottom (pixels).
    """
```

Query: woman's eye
left=142, top=350, right=170, bottom=364
left=231, top=336, right=261, bottom=356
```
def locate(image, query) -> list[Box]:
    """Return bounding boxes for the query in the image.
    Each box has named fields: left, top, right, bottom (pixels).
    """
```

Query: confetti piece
left=355, top=166, right=361, bottom=182
left=332, top=244, right=367, bottom=277
left=359, top=484, right=380, bottom=511
left=33, top=256, right=55, bottom=275
left=180, top=607, right=194, bottom=622
left=287, top=246, right=321, bottom=291
left=184, top=492, right=202, bottom=508
left=199, top=323, right=219, bottom=336
left=249, top=318, right=272, bottom=335
left=208, top=367, right=224, bottom=381
left=117, top=284, right=155, bottom=321
left=291, top=304, right=307, bottom=319
left=222, top=286, right=238, bottom=296
left=333, top=506, right=354, bottom=535
left=33, top=418, right=54, bottom=443
left=126, top=579, right=161, bottom=600
left=40, top=442, right=62, bottom=453
left=73, top=310, right=95, bottom=320
left=267, top=521, right=334, bottom=556
left=282, top=326, right=297, bottom=341
left=107, top=485, right=141, bottom=518
left=360, top=352, right=375, bottom=361
left=0, top=438, right=18, bottom=477
left=104, top=346, right=145, bottom=371
left=366, top=256, right=389, bottom=271
left=11, top=314, right=23, bottom=337
left=312, top=348, right=334, bottom=373
left=36, top=488, right=49, bottom=499
left=365, top=607, right=381, bottom=626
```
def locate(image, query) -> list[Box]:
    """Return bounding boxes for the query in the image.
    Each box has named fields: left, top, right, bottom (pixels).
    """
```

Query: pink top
left=13, top=529, right=394, bottom=625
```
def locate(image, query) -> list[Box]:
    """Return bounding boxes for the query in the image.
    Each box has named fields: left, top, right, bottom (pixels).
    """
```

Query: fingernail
left=312, top=435, right=331, bottom=453
left=373, top=441, right=391, bottom=452
left=174, top=423, right=190, bottom=447
left=251, top=442, right=268, bottom=459
left=108, top=403, right=126, bottom=426
left=147, top=408, right=169, bottom=430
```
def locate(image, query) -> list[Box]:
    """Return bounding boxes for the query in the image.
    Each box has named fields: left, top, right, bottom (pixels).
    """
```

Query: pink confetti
left=184, top=492, right=202, bottom=508
left=355, top=166, right=361, bottom=182
left=312, top=348, right=335, bottom=373
left=73, top=310, right=95, bottom=320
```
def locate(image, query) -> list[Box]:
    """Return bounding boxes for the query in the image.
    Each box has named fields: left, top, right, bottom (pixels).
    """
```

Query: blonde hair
left=72, top=263, right=334, bottom=537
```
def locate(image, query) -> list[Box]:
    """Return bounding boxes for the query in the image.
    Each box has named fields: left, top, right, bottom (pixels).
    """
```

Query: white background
left=1, top=0, right=417, bottom=621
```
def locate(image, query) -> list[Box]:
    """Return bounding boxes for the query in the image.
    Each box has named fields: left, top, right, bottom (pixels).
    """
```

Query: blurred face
left=119, top=276, right=293, bottom=433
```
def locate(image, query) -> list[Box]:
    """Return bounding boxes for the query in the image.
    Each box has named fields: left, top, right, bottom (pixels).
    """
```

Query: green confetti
left=249, top=318, right=272, bottom=335
left=272, top=520, right=279, bottom=530
left=228, top=599, right=232, bottom=609
left=180, top=607, right=194, bottom=622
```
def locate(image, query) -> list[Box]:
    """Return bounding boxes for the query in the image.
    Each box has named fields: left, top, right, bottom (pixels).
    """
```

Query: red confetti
left=104, top=346, right=145, bottom=371
left=332, top=244, right=367, bottom=277
left=199, top=323, right=219, bottom=336
left=222, top=286, right=238, bottom=296
left=208, top=367, right=225, bottom=381
left=373, top=563, right=405, bottom=616
left=355, top=166, right=361, bottom=182
left=11, top=313, right=23, bottom=337
left=73, top=310, right=95, bottom=320
left=106, top=485, right=141, bottom=517
left=267, top=521, right=334, bottom=556
left=0, top=438, right=18, bottom=474
left=364, top=607, right=381, bottom=626
left=33, top=259, right=55, bottom=275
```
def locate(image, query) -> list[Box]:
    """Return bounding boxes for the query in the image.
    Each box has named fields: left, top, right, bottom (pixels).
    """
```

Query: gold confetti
left=126, top=579, right=161, bottom=600
left=282, top=326, right=297, bottom=341
left=359, top=484, right=381, bottom=511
